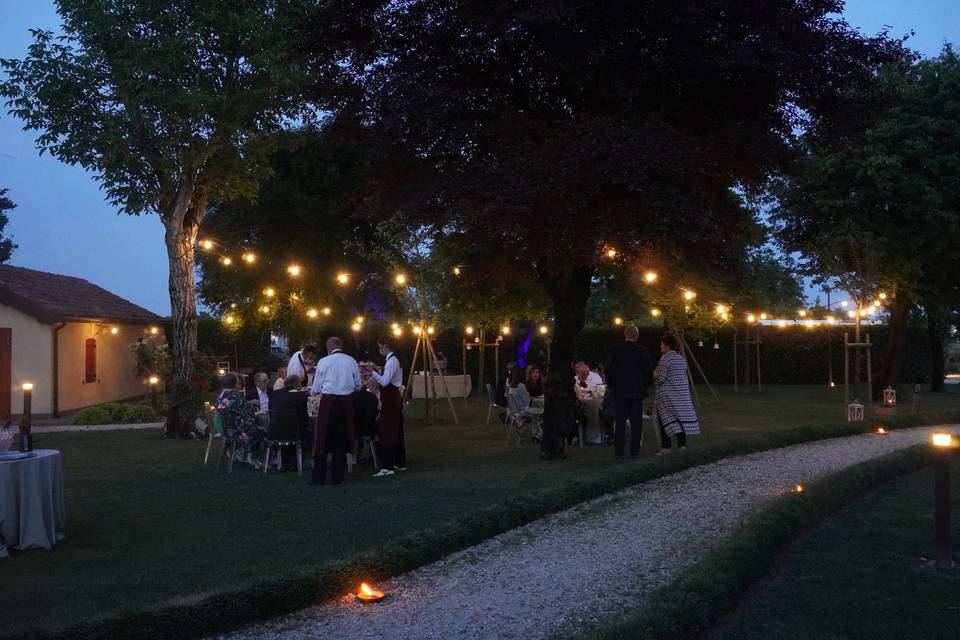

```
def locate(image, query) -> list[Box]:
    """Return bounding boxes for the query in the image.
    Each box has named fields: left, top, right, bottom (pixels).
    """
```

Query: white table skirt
left=409, top=374, right=473, bottom=399
left=0, top=449, right=66, bottom=557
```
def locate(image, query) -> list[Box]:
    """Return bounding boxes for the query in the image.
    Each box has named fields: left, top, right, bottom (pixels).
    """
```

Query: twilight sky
left=1, top=0, right=958, bottom=315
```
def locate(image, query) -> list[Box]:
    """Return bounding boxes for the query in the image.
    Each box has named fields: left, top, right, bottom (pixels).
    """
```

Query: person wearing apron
left=369, top=335, right=406, bottom=475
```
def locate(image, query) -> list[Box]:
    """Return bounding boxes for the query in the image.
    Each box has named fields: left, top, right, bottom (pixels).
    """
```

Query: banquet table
left=0, top=449, right=65, bottom=557
left=409, top=374, right=473, bottom=399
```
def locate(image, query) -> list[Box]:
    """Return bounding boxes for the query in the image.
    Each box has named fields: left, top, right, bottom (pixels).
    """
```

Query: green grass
left=2, top=385, right=959, bottom=639
left=717, top=458, right=960, bottom=640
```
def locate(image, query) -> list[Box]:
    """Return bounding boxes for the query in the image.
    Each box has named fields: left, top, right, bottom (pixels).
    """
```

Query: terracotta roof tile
left=0, top=264, right=164, bottom=325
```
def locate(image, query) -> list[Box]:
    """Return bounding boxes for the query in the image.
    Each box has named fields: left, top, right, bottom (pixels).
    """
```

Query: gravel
left=216, top=426, right=950, bottom=640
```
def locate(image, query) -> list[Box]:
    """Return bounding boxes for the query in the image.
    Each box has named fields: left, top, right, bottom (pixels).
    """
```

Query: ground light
left=931, top=432, right=955, bottom=569
left=356, top=582, right=385, bottom=603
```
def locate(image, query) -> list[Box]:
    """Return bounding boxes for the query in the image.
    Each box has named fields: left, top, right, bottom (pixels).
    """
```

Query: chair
left=506, top=385, right=543, bottom=444
left=485, top=383, right=499, bottom=425
left=262, top=407, right=304, bottom=475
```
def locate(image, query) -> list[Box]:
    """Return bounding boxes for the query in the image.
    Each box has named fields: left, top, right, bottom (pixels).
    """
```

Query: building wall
left=57, top=322, right=161, bottom=413
left=0, top=303, right=54, bottom=414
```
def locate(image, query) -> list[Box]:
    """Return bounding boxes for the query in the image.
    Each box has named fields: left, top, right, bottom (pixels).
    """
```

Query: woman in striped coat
left=654, top=334, right=700, bottom=452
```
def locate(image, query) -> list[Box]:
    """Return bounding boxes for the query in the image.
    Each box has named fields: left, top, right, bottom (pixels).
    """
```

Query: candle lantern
left=883, top=386, right=896, bottom=406
left=356, top=582, right=385, bottom=603
left=847, top=400, right=864, bottom=423
left=19, top=382, right=33, bottom=452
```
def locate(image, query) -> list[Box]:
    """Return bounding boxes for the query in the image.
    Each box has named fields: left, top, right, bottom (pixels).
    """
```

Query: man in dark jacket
left=244, top=372, right=273, bottom=410
left=606, top=325, right=653, bottom=459
left=268, top=375, right=310, bottom=470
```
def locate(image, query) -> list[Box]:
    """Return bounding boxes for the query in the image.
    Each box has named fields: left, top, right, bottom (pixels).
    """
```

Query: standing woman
left=368, top=335, right=406, bottom=475
left=654, top=334, right=700, bottom=452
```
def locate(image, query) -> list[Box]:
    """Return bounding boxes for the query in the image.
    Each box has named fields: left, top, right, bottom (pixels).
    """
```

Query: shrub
left=72, top=406, right=113, bottom=425
left=122, top=404, right=158, bottom=423
left=97, top=402, right=130, bottom=422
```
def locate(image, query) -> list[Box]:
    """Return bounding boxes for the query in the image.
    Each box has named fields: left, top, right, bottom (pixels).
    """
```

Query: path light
left=932, top=432, right=956, bottom=568
left=287, top=264, right=302, bottom=277
left=336, top=272, right=350, bottom=285
left=356, top=582, right=385, bottom=603
left=643, top=270, right=658, bottom=284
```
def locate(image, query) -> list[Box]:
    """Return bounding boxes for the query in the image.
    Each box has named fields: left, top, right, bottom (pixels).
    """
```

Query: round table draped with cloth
left=0, top=449, right=66, bottom=558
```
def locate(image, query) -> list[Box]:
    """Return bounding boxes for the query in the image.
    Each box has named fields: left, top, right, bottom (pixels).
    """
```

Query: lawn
left=2, top=384, right=958, bottom=638
left=716, top=459, right=960, bottom=640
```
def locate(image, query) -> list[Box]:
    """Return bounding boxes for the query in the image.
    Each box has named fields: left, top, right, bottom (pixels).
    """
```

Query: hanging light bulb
left=200, top=239, right=214, bottom=250
left=747, top=313, right=756, bottom=323
left=465, top=325, right=474, bottom=335
left=351, top=322, right=362, bottom=332
left=643, top=270, right=658, bottom=284
left=650, top=308, right=662, bottom=318
left=426, top=326, right=435, bottom=335
left=501, top=324, right=511, bottom=335
left=306, top=308, right=318, bottom=319
left=242, top=252, right=256, bottom=264
left=413, top=325, right=422, bottom=335
left=220, top=257, right=233, bottom=266
left=336, top=272, right=350, bottom=285
left=287, top=264, right=302, bottom=277
left=392, top=326, right=403, bottom=337
left=683, top=290, right=696, bottom=301
left=322, top=307, right=332, bottom=316
left=390, top=322, right=400, bottom=331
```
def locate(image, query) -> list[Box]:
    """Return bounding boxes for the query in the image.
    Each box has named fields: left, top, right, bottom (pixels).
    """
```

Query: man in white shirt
left=310, top=337, right=361, bottom=485
left=574, top=361, right=604, bottom=395
left=287, top=345, right=318, bottom=388
left=367, top=335, right=405, bottom=476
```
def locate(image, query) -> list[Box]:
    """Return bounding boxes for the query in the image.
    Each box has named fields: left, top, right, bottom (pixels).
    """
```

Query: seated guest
left=574, top=360, right=604, bottom=396
left=244, top=372, right=272, bottom=411
left=508, top=364, right=527, bottom=389
left=216, top=372, right=262, bottom=466
left=268, top=375, right=310, bottom=471
left=526, top=365, right=545, bottom=398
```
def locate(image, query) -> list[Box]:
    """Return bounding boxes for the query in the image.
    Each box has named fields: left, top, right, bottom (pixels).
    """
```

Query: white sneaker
left=373, top=468, right=395, bottom=478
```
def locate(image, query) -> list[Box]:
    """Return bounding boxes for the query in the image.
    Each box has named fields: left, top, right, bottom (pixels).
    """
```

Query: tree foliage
left=0, top=188, right=18, bottom=263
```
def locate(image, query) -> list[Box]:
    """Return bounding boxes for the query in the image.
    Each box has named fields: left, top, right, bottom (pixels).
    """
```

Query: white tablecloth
left=0, top=449, right=65, bottom=557
left=409, top=374, right=473, bottom=398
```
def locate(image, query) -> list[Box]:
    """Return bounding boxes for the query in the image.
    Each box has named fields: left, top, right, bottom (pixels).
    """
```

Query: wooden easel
left=676, top=332, right=720, bottom=406
left=403, top=323, right=460, bottom=424
left=843, top=331, right=872, bottom=418
left=461, top=325, right=501, bottom=403
left=733, top=329, right=762, bottom=392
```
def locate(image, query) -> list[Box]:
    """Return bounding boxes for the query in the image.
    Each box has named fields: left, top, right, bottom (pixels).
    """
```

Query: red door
left=0, top=328, right=10, bottom=421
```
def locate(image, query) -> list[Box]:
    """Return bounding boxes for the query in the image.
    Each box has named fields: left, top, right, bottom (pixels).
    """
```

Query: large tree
left=772, top=47, right=960, bottom=392
left=0, top=0, right=352, bottom=435
left=357, top=0, right=903, bottom=456
left=0, top=188, right=17, bottom=263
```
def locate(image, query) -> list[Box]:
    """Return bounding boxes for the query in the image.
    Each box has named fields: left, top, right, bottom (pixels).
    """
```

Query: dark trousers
left=657, top=409, right=687, bottom=449
left=313, top=396, right=352, bottom=484
left=614, top=398, right=644, bottom=457
left=376, top=417, right=407, bottom=469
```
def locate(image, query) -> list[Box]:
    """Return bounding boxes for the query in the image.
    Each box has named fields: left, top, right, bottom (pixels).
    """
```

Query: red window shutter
left=85, top=338, right=97, bottom=383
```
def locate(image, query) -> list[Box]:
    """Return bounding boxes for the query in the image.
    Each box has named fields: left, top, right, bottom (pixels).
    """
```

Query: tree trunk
left=536, top=261, right=593, bottom=459
left=163, top=198, right=204, bottom=438
left=927, top=306, right=946, bottom=392
left=876, top=294, right=910, bottom=398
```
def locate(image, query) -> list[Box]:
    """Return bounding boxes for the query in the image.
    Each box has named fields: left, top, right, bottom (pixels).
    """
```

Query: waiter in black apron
left=368, top=335, right=406, bottom=474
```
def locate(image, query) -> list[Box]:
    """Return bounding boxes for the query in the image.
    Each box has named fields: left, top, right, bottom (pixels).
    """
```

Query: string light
left=501, top=325, right=511, bottom=335
left=605, top=247, right=618, bottom=259
left=465, top=325, right=474, bottom=334
left=392, top=326, right=403, bottom=337
left=747, top=313, right=756, bottom=323
left=230, top=303, right=237, bottom=309
left=287, top=264, right=302, bottom=277
left=643, top=271, right=658, bottom=284
left=427, top=326, right=435, bottom=335
left=351, top=322, right=362, bottom=332
left=715, top=304, right=727, bottom=314
left=777, top=319, right=788, bottom=328
left=879, top=292, right=888, bottom=300
left=390, top=322, right=400, bottom=331
left=110, top=326, right=119, bottom=335
left=395, top=273, right=407, bottom=286
left=798, top=309, right=807, bottom=317
left=201, top=240, right=214, bottom=250
left=260, top=305, right=271, bottom=314
left=220, top=257, right=232, bottom=266
left=760, top=313, right=768, bottom=320
left=413, top=325, right=422, bottom=335
left=242, top=252, right=256, bottom=264
left=539, top=325, right=549, bottom=335
left=263, top=287, right=275, bottom=298
left=306, top=308, right=318, bottom=319
left=355, top=316, right=364, bottom=325
left=613, top=316, right=623, bottom=326
left=336, top=272, right=350, bottom=285
left=453, top=266, right=461, bottom=276
left=826, top=316, right=836, bottom=324
left=322, top=307, right=332, bottom=316
left=223, top=314, right=235, bottom=325
left=683, top=290, right=696, bottom=301
left=650, top=308, right=662, bottom=318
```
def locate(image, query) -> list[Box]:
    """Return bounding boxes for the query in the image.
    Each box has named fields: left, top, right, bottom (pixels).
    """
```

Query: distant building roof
left=0, top=264, right=164, bottom=325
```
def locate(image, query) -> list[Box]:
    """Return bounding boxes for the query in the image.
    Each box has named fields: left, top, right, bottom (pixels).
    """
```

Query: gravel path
left=217, top=426, right=951, bottom=640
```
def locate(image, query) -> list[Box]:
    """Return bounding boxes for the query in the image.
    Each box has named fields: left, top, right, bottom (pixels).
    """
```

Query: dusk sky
left=1, top=0, right=959, bottom=316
